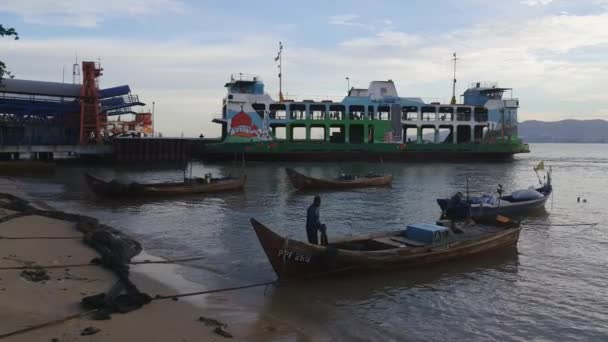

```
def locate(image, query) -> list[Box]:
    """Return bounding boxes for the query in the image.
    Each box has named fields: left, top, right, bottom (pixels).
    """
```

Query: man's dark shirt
left=306, top=204, right=320, bottom=244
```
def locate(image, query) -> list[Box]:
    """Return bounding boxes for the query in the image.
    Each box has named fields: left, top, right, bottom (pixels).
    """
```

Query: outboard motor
left=443, top=192, right=471, bottom=221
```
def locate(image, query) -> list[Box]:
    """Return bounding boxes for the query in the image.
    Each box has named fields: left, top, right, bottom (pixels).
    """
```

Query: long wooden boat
left=285, top=168, right=392, bottom=190
left=437, top=173, right=552, bottom=220
left=0, top=161, right=55, bottom=174
left=85, top=173, right=246, bottom=197
left=250, top=217, right=520, bottom=280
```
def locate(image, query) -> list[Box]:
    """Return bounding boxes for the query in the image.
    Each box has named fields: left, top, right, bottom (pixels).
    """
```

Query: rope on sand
left=0, top=256, right=207, bottom=270
left=0, top=309, right=98, bottom=340
left=0, top=280, right=276, bottom=339
left=153, top=280, right=277, bottom=301
left=0, top=236, right=82, bottom=240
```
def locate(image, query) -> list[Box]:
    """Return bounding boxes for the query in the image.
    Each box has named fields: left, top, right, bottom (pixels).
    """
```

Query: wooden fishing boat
left=437, top=170, right=552, bottom=220
left=250, top=217, right=520, bottom=280
left=0, top=161, right=55, bottom=174
left=85, top=173, right=246, bottom=197
left=285, top=168, right=392, bottom=190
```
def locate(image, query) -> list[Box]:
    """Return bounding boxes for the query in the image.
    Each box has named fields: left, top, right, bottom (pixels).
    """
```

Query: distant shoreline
left=519, top=119, right=608, bottom=144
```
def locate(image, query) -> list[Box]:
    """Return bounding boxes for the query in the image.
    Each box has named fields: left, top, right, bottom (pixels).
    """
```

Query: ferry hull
left=200, top=142, right=529, bottom=162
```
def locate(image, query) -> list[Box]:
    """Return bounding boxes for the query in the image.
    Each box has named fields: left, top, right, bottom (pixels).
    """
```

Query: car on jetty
left=202, top=74, right=529, bottom=161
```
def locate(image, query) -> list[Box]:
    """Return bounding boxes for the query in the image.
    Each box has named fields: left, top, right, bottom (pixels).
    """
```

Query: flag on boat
left=534, top=161, right=545, bottom=171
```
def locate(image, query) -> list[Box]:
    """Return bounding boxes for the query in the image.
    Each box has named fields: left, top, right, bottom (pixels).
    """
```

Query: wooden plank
left=372, top=237, right=406, bottom=248
left=389, top=236, right=428, bottom=247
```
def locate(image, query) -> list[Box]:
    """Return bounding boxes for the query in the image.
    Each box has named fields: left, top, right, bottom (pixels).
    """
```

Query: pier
left=0, top=138, right=216, bottom=162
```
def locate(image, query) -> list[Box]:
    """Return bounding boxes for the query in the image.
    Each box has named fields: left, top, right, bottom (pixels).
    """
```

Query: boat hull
left=437, top=185, right=552, bottom=220
left=200, top=141, right=529, bottom=162
left=250, top=218, right=521, bottom=280
left=85, top=173, right=246, bottom=198
left=286, top=168, right=392, bottom=190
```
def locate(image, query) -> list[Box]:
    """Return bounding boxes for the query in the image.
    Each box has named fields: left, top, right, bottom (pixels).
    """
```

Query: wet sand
left=0, top=178, right=306, bottom=341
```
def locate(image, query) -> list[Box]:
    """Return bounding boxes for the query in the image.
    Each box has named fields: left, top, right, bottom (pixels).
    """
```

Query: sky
left=1, top=0, right=608, bottom=137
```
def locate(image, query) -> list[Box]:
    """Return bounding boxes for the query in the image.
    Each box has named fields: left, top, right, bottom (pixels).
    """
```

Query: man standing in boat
left=306, top=195, right=327, bottom=245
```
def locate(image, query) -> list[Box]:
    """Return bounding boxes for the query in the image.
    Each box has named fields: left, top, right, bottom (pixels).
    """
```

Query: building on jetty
left=204, top=74, right=529, bottom=161
left=0, top=61, right=151, bottom=160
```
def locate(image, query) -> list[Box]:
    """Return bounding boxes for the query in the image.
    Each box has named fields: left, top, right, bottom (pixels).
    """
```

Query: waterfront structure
left=205, top=74, right=529, bottom=160
left=0, top=62, right=147, bottom=159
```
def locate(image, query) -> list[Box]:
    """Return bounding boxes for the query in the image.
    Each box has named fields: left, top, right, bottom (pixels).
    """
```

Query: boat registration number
left=278, top=249, right=311, bottom=263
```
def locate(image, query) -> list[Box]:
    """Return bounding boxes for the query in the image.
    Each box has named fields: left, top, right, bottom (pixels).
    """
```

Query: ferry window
left=457, top=107, right=472, bottom=121
left=378, top=106, right=391, bottom=120
left=367, top=106, right=375, bottom=120
left=349, top=124, right=364, bottom=143
left=269, top=104, right=286, bottom=120
left=329, top=105, right=345, bottom=120
left=231, top=83, right=253, bottom=94
left=271, top=125, right=286, bottom=140
left=329, top=125, right=345, bottom=143
left=474, top=107, right=488, bottom=122
left=310, top=126, right=326, bottom=141
left=421, top=106, right=437, bottom=121
left=457, top=125, right=472, bottom=143
left=438, top=106, right=453, bottom=121
left=289, top=104, right=306, bottom=120
left=310, top=104, right=326, bottom=120
left=474, top=125, right=487, bottom=142
left=252, top=103, right=265, bottom=119
left=402, top=106, right=418, bottom=121
left=402, top=125, right=417, bottom=143
left=421, top=126, right=435, bottom=144
left=291, top=126, right=306, bottom=141
left=438, top=127, right=453, bottom=143
left=348, top=105, right=365, bottom=120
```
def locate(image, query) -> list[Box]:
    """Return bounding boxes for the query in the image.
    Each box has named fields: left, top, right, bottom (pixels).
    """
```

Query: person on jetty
left=306, top=195, right=327, bottom=245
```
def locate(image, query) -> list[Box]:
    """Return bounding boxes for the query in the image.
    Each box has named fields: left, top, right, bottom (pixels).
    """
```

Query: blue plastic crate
left=404, top=223, right=449, bottom=244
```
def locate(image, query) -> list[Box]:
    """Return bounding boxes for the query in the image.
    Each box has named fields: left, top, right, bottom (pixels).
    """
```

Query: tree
left=0, top=24, right=19, bottom=81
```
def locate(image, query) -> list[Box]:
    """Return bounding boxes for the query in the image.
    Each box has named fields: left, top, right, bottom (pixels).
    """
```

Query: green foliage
left=0, top=24, right=19, bottom=81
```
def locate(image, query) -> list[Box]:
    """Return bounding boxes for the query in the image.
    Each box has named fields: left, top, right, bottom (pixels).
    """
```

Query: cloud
left=328, top=13, right=374, bottom=30
left=0, top=0, right=186, bottom=27
left=329, top=14, right=395, bottom=32
left=521, top=0, right=554, bottom=6
left=340, top=30, right=421, bottom=48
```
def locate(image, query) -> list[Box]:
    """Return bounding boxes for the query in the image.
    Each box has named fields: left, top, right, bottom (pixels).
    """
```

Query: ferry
left=204, top=74, right=529, bottom=161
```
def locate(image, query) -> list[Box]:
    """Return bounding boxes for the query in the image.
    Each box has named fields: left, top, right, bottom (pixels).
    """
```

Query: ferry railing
left=230, top=73, right=261, bottom=82
left=469, top=82, right=498, bottom=89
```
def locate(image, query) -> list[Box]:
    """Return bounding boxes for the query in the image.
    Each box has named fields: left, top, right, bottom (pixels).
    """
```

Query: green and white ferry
left=204, top=74, right=529, bottom=161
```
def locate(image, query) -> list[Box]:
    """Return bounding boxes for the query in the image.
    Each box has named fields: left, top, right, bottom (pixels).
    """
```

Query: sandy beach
left=0, top=178, right=308, bottom=342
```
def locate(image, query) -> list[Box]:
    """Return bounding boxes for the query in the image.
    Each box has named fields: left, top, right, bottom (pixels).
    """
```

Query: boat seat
left=389, top=236, right=428, bottom=247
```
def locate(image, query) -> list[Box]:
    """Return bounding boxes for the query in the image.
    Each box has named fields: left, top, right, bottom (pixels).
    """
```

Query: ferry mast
left=275, top=41, right=284, bottom=101
left=451, top=52, right=458, bottom=105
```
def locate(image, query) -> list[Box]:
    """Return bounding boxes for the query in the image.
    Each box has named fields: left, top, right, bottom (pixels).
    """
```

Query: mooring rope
left=152, top=280, right=276, bottom=301
left=0, top=256, right=207, bottom=270
left=0, top=280, right=277, bottom=339
left=0, top=236, right=82, bottom=240
left=0, top=309, right=99, bottom=340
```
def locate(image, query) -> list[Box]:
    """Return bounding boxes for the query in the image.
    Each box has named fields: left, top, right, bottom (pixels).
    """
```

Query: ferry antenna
left=275, top=41, right=284, bottom=101
left=450, top=52, right=458, bottom=105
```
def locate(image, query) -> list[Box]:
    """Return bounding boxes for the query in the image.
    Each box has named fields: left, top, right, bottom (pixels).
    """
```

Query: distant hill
left=519, top=119, right=608, bottom=143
